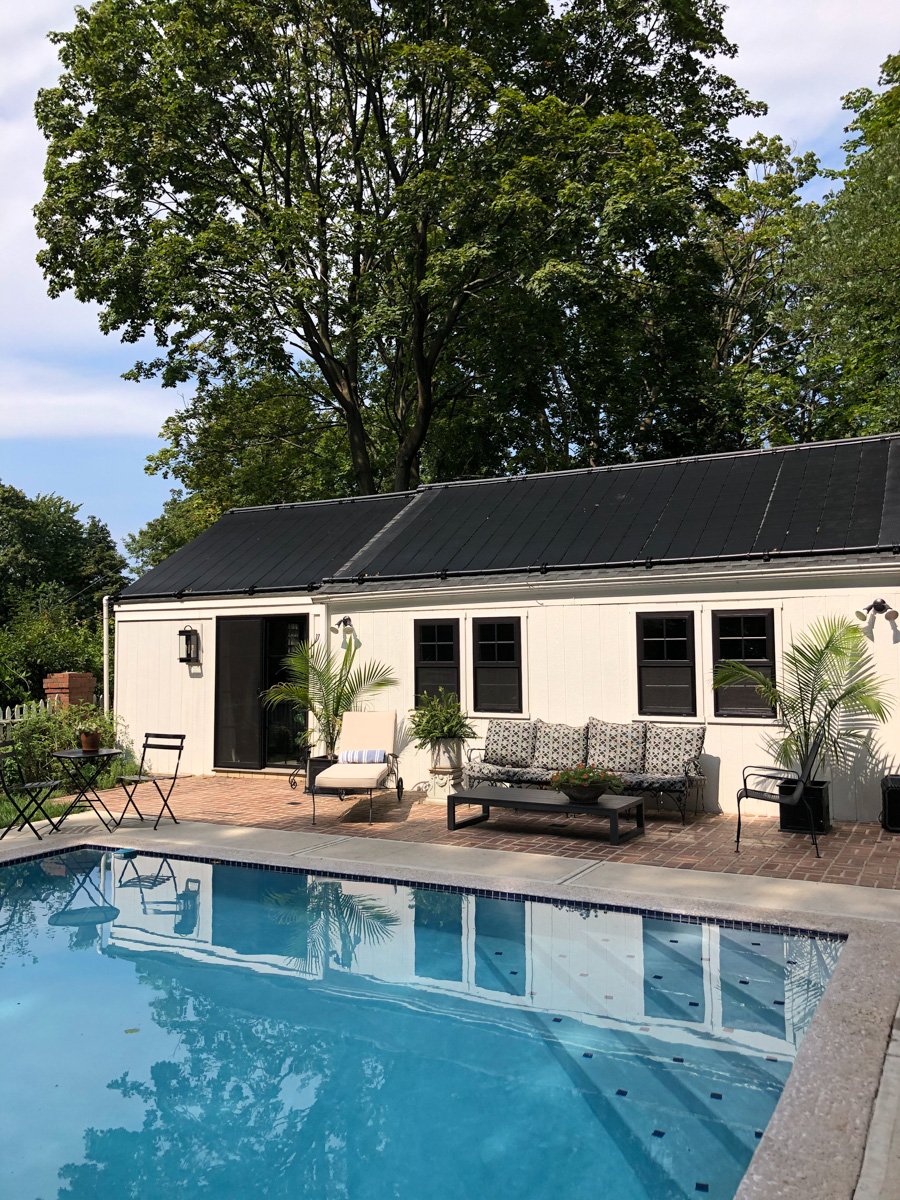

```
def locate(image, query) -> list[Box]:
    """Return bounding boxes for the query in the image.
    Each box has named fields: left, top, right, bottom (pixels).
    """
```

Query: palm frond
left=262, top=639, right=397, bottom=755
left=714, top=615, right=892, bottom=772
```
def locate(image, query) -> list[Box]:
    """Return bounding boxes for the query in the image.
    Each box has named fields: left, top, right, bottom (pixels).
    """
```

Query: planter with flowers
left=76, top=723, right=102, bottom=753
left=550, top=764, right=625, bottom=805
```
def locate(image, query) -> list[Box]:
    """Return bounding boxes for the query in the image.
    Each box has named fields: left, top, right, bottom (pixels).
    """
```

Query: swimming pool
left=0, top=849, right=842, bottom=1199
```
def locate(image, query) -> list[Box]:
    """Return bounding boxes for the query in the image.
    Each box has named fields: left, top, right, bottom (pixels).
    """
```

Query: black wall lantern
left=178, top=626, right=201, bottom=665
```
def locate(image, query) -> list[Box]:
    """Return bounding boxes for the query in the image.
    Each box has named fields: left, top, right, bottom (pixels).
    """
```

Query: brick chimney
left=43, top=672, right=96, bottom=707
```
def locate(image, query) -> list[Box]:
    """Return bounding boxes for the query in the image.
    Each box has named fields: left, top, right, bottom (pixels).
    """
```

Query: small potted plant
left=407, top=689, right=476, bottom=799
left=550, top=764, right=625, bottom=804
left=76, top=723, right=102, bottom=753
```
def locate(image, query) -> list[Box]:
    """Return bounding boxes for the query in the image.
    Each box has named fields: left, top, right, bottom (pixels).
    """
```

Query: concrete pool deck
left=3, top=813, right=900, bottom=1200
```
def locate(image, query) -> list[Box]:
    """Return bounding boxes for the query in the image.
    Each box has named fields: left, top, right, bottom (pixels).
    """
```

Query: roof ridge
left=414, top=434, right=900, bottom=493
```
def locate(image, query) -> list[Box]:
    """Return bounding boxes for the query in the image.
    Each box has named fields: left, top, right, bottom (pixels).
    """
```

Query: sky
left=1, top=1, right=899, bottom=553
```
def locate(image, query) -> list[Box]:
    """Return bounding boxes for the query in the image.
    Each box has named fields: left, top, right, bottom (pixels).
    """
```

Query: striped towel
left=338, top=749, right=387, bottom=764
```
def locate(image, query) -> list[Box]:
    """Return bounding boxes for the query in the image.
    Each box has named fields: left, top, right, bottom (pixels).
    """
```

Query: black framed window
left=472, top=617, right=522, bottom=713
left=414, top=620, right=460, bottom=706
left=636, top=612, right=696, bottom=716
left=713, top=610, right=776, bottom=718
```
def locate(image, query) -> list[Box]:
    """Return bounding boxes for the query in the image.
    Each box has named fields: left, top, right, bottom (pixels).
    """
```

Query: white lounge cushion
left=314, top=761, right=390, bottom=790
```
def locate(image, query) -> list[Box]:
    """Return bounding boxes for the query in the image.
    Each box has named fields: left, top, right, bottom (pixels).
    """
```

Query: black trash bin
left=880, top=776, right=900, bottom=832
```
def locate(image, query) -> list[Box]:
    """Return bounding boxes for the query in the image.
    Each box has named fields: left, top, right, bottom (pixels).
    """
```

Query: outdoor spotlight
left=855, top=599, right=898, bottom=623
left=329, top=615, right=359, bottom=650
left=178, top=626, right=201, bottom=665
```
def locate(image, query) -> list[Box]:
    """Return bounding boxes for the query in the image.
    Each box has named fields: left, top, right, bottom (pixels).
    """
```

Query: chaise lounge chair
left=310, top=711, right=403, bottom=825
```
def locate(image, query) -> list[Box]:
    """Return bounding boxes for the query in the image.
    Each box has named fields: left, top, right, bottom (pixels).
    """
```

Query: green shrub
left=8, top=703, right=135, bottom=793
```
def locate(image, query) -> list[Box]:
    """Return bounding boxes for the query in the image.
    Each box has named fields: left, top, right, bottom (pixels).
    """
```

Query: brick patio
left=95, top=774, right=900, bottom=891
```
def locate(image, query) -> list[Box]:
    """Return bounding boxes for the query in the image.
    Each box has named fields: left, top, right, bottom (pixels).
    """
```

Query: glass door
left=263, top=615, right=308, bottom=767
left=214, top=614, right=308, bottom=769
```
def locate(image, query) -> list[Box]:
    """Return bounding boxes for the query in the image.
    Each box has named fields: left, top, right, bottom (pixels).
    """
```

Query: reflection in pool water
left=0, top=851, right=841, bottom=1200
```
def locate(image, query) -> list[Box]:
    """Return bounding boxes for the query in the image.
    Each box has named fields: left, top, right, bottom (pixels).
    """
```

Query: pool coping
left=3, top=817, right=900, bottom=1200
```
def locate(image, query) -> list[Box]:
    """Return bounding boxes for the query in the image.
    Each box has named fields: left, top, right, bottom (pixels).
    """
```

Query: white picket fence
left=0, top=694, right=101, bottom=737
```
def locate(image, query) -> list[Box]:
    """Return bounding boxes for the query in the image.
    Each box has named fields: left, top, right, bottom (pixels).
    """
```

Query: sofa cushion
left=532, top=720, right=588, bottom=771
left=483, top=719, right=536, bottom=768
left=587, top=718, right=646, bottom=773
left=620, top=771, right=687, bottom=794
left=643, top=724, right=705, bottom=773
left=467, top=762, right=553, bottom=785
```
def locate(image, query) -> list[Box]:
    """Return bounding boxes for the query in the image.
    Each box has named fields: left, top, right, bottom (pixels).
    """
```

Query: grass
left=0, top=794, right=74, bottom=831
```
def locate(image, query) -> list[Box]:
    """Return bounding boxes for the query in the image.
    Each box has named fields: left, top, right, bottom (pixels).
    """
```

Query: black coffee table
left=447, top=785, right=645, bottom=845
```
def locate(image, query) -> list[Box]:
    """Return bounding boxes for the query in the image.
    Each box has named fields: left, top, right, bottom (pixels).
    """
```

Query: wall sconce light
left=178, top=626, right=201, bottom=664
left=329, top=615, right=360, bottom=650
left=854, top=599, right=899, bottom=623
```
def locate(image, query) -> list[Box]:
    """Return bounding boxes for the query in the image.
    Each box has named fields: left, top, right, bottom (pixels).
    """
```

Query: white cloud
left=0, top=356, right=184, bottom=437
left=722, top=0, right=900, bottom=157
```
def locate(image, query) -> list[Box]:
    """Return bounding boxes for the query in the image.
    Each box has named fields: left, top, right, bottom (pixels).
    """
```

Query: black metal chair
left=0, top=740, right=63, bottom=841
left=736, top=729, right=825, bottom=858
left=116, top=733, right=186, bottom=830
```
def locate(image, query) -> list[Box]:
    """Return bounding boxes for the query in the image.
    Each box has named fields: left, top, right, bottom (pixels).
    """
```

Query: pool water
left=0, top=850, right=841, bottom=1200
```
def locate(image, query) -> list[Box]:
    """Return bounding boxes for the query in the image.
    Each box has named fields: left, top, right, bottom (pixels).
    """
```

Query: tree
left=793, top=54, right=900, bottom=432
left=0, top=483, right=127, bottom=705
left=36, top=0, right=754, bottom=495
left=0, top=482, right=126, bottom=624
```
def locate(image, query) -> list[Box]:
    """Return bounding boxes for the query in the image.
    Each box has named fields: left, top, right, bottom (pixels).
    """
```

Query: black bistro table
left=448, top=785, right=645, bottom=845
left=51, top=749, right=121, bottom=831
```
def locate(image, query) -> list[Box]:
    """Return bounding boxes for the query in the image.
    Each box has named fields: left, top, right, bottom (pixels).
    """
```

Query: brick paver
left=92, top=774, right=900, bottom=891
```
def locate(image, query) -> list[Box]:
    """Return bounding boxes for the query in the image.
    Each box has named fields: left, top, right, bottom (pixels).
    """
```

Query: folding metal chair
left=0, top=740, right=63, bottom=841
left=115, top=733, right=186, bottom=830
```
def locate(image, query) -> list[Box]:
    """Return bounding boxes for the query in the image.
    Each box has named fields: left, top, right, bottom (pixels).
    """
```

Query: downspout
left=102, top=595, right=110, bottom=714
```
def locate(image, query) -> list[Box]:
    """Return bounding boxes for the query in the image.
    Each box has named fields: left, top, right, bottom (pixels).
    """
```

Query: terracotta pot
left=79, top=732, right=101, bottom=752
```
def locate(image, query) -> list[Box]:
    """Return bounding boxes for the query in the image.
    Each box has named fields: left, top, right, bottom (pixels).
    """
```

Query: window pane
left=742, top=637, right=768, bottom=660
left=740, top=616, right=767, bottom=637
left=435, top=626, right=454, bottom=644
left=642, top=617, right=664, bottom=639
left=640, top=666, right=695, bottom=716
left=663, top=618, right=688, bottom=638
left=719, top=637, right=745, bottom=659
left=664, top=639, right=688, bottom=661
left=718, top=616, right=743, bottom=639
left=475, top=668, right=520, bottom=712
left=643, top=639, right=666, bottom=661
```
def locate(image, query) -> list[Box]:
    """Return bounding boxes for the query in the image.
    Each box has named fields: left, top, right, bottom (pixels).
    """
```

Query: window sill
left=705, top=717, right=780, bottom=727
left=471, top=712, right=530, bottom=721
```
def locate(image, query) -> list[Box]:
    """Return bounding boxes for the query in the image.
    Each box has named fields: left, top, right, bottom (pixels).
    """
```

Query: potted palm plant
left=713, top=616, right=892, bottom=832
left=407, top=689, right=476, bottom=798
left=263, top=639, right=397, bottom=792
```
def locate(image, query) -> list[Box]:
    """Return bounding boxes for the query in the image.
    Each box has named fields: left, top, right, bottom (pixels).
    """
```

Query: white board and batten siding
left=114, top=561, right=900, bottom=821
left=114, top=595, right=328, bottom=775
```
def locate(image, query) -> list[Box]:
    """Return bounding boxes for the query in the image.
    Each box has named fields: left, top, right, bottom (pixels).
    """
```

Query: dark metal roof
left=329, top=436, right=900, bottom=586
left=120, top=493, right=414, bottom=600
left=120, top=435, right=900, bottom=601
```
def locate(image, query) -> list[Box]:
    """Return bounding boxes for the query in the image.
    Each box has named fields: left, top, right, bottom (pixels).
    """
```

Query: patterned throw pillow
left=483, top=720, right=537, bottom=767
left=338, top=749, right=387, bottom=764
left=532, top=720, right=589, bottom=770
left=643, top=725, right=705, bottom=773
left=587, top=719, right=646, bottom=773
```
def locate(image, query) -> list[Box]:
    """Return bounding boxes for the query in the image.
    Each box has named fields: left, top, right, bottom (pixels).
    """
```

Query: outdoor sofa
left=463, top=718, right=705, bottom=822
